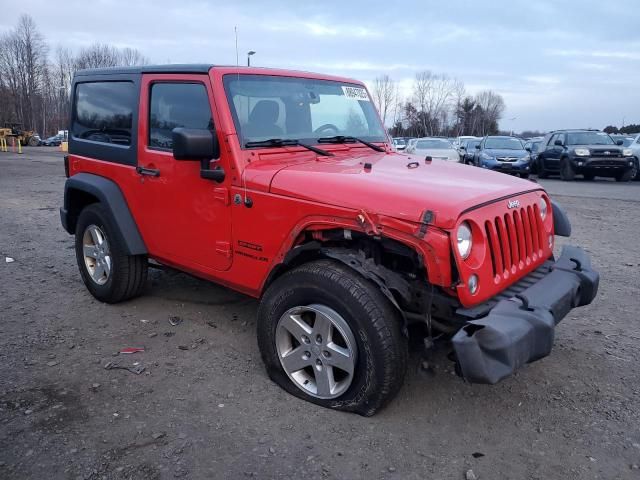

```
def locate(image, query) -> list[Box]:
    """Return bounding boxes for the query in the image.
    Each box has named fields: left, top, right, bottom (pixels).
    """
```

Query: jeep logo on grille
left=507, top=199, right=520, bottom=209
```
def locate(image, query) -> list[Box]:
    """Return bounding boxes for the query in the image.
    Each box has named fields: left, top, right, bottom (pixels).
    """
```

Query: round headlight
left=539, top=198, right=547, bottom=220
left=456, top=222, right=472, bottom=259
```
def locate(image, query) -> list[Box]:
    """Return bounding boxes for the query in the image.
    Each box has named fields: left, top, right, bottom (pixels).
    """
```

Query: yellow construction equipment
left=1, top=123, right=40, bottom=147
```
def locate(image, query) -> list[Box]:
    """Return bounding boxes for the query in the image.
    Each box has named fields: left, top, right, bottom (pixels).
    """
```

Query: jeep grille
left=484, top=202, right=545, bottom=279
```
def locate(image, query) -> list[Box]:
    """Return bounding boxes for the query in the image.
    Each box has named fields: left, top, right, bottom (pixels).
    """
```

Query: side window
left=149, top=83, right=213, bottom=149
left=73, top=81, right=135, bottom=146
left=547, top=134, right=559, bottom=148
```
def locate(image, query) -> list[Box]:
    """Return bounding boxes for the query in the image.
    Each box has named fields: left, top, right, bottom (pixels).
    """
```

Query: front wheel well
left=262, top=229, right=460, bottom=328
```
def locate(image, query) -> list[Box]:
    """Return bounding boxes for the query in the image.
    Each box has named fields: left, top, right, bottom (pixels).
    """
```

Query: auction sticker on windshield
left=342, top=86, right=370, bottom=101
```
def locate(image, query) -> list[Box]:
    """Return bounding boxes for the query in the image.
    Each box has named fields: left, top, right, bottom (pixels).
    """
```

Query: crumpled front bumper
left=451, top=245, right=599, bottom=384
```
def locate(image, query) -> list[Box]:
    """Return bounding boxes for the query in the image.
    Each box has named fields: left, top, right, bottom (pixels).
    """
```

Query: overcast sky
left=3, top=0, right=638, bottom=132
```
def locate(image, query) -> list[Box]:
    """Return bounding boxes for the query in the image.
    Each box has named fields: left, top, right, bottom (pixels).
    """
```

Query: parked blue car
left=473, top=136, right=531, bottom=178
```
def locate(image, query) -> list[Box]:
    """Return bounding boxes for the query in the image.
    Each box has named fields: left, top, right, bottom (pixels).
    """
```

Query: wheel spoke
left=93, top=262, right=105, bottom=281
left=312, top=311, right=332, bottom=342
left=280, top=346, right=311, bottom=373
left=88, top=226, right=101, bottom=246
left=314, top=365, right=334, bottom=397
left=103, top=256, right=112, bottom=276
left=83, top=244, right=99, bottom=259
left=325, top=342, right=354, bottom=374
left=279, top=313, right=312, bottom=340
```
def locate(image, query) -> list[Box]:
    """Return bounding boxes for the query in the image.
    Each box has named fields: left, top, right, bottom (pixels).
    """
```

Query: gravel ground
left=1, top=148, right=639, bottom=480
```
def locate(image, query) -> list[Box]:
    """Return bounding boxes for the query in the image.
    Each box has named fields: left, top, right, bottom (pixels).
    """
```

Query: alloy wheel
left=82, top=224, right=111, bottom=285
left=275, top=304, right=357, bottom=399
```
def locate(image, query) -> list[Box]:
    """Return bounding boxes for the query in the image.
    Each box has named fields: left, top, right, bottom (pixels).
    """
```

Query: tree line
left=603, top=124, right=640, bottom=135
left=371, top=72, right=506, bottom=138
left=0, top=14, right=147, bottom=138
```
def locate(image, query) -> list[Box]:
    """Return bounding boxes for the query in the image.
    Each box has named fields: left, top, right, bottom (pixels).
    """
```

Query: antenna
left=235, top=26, right=251, bottom=207
left=234, top=26, right=239, bottom=71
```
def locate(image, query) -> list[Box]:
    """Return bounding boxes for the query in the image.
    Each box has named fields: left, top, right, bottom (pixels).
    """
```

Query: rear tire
left=560, top=158, right=575, bottom=181
left=520, top=172, right=530, bottom=179
left=75, top=203, right=148, bottom=303
left=583, top=172, right=595, bottom=181
left=257, top=259, right=408, bottom=416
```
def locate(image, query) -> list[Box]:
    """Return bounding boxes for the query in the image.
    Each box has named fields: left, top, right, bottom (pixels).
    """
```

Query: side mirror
left=525, top=147, right=531, bottom=152
left=460, top=146, right=466, bottom=150
left=475, top=144, right=481, bottom=149
left=554, top=139, right=563, bottom=146
left=616, top=140, right=623, bottom=146
left=172, top=128, right=224, bottom=182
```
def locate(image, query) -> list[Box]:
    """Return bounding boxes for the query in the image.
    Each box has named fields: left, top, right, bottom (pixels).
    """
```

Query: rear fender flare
left=62, top=173, right=147, bottom=255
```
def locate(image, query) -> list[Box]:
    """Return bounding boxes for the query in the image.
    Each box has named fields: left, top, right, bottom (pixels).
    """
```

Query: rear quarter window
left=72, top=81, right=136, bottom=146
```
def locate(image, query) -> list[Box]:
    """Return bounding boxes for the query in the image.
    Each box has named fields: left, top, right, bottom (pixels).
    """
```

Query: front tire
left=560, top=158, right=575, bottom=181
left=615, top=168, right=634, bottom=182
left=75, top=203, right=148, bottom=303
left=536, top=158, right=549, bottom=178
left=257, top=259, right=408, bottom=416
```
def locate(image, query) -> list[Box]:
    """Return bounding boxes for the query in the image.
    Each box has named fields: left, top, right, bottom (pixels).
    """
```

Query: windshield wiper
left=317, top=135, right=385, bottom=152
left=245, top=138, right=333, bottom=156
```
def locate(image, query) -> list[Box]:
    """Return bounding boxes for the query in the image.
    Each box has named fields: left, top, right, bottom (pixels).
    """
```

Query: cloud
left=547, top=48, right=640, bottom=61
left=3, top=0, right=639, bottom=132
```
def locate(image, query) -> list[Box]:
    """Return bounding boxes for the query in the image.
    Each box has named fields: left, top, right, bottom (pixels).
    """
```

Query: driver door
left=134, top=74, right=233, bottom=272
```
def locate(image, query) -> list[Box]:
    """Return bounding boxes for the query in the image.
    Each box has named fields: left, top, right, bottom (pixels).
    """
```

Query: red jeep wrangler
left=61, top=65, right=599, bottom=415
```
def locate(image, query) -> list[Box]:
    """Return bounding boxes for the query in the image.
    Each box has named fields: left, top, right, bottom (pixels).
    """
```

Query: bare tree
left=371, top=74, right=395, bottom=126
left=475, top=90, right=505, bottom=135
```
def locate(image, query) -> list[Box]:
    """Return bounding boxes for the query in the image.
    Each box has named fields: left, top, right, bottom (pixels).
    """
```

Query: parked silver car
left=407, top=137, right=461, bottom=162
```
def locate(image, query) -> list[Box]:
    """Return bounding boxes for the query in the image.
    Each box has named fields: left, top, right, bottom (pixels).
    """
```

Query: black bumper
left=575, top=157, right=633, bottom=172
left=451, top=245, right=599, bottom=384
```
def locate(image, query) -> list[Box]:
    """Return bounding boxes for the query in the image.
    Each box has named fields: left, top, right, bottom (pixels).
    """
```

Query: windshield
left=528, top=141, right=541, bottom=152
left=566, top=131, right=614, bottom=145
left=484, top=137, right=523, bottom=150
left=612, top=136, right=633, bottom=147
left=466, top=140, right=480, bottom=149
left=223, top=74, right=386, bottom=147
left=416, top=139, right=452, bottom=149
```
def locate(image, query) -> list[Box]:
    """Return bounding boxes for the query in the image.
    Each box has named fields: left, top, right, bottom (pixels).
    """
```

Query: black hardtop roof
left=75, top=64, right=215, bottom=76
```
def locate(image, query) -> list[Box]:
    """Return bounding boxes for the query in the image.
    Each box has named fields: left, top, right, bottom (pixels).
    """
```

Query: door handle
left=136, top=166, right=160, bottom=177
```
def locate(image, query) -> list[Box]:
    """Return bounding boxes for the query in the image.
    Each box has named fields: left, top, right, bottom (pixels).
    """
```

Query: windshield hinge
left=417, top=210, right=434, bottom=239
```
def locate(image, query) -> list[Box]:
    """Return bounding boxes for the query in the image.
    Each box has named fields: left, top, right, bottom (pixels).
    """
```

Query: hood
left=255, top=150, right=541, bottom=229
left=483, top=149, right=528, bottom=158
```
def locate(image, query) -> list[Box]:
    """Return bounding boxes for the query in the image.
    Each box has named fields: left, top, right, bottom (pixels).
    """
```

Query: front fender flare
left=551, top=200, right=571, bottom=237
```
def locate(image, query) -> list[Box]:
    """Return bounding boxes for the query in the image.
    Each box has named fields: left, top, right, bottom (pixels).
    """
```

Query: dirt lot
left=1, top=147, right=639, bottom=480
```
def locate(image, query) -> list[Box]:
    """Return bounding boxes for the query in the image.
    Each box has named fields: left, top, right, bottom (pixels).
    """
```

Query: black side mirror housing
left=475, top=144, right=481, bottom=149
left=172, top=128, right=224, bottom=182
left=525, top=147, right=531, bottom=152
left=554, top=139, right=563, bottom=146
left=616, top=139, right=624, bottom=146
left=172, top=128, right=220, bottom=160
